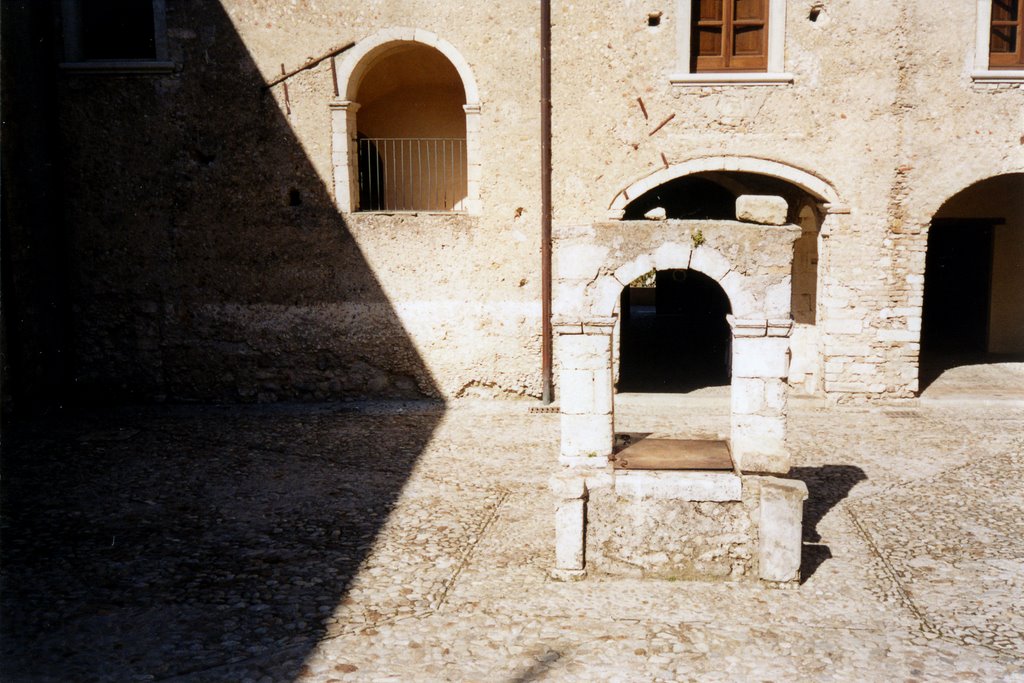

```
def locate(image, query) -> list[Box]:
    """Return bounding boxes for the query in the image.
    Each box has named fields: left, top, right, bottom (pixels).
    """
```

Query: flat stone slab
left=613, top=437, right=733, bottom=470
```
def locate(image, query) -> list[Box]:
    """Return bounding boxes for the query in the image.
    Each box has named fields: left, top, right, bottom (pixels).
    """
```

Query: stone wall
left=549, top=0, right=1023, bottom=400
left=52, top=0, right=545, bottom=402
left=552, top=470, right=808, bottom=584
left=6, top=0, right=1023, bottom=408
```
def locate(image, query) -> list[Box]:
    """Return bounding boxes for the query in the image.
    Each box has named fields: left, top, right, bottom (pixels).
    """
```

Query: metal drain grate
left=884, top=409, right=921, bottom=418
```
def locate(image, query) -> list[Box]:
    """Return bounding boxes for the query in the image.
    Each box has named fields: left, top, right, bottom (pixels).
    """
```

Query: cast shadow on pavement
left=788, top=465, right=867, bottom=583
left=1, top=2, right=444, bottom=681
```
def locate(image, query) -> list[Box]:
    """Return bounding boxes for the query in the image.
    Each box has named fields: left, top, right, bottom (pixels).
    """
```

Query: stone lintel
left=767, top=319, right=794, bottom=337
left=552, top=318, right=584, bottom=335
left=728, top=316, right=768, bottom=337
left=613, top=470, right=742, bottom=502
left=582, top=317, right=617, bottom=334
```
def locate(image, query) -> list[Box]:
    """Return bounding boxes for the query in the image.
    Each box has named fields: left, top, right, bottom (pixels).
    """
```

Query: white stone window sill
left=669, top=72, right=794, bottom=86
left=970, top=69, right=1024, bottom=83
left=60, top=60, right=175, bottom=74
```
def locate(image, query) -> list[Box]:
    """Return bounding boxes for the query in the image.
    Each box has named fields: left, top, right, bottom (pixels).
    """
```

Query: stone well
left=550, top=210, right=809, bottom=584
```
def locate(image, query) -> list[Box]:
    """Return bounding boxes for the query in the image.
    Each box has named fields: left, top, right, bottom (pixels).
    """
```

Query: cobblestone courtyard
left=3, top=391, right=1023, bottom=681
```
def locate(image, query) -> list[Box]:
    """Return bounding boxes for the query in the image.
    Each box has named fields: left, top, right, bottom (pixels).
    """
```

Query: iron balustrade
left=357, top=137, right=467, bottom=212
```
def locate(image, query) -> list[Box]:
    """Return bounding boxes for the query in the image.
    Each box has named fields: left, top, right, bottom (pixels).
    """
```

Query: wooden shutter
left=693, top=0, right=768, bottom=72
left=990, top=0, right=1023, bottom=68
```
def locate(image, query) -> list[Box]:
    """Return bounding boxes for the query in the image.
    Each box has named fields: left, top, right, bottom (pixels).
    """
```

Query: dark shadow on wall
left=2, top=1, right=445, bottom=680
left=788, top=465, right=867, bottom=583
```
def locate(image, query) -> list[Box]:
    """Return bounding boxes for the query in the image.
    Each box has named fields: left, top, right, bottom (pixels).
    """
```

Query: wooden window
left=692, top=0, right=769, bottom=72
left=990, top=0, right=1024, bottom=68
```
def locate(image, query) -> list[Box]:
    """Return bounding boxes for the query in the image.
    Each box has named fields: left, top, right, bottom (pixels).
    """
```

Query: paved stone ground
left=2, top=390, right=1023, bottom=681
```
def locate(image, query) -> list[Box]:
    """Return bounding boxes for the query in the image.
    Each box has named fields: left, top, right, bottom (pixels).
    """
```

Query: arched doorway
left=617, top=268, right=732, bottom=392
left=921, top=173, right=1024, bottom=391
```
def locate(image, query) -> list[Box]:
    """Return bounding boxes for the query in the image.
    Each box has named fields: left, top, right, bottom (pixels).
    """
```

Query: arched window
left=332, top=30, right=481, bottom=214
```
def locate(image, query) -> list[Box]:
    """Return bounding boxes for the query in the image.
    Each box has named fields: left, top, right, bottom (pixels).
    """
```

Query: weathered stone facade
left=5, top=0, right=1020, bottom=412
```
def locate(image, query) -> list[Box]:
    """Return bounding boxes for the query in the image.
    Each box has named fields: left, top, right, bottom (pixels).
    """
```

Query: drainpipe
left=540, top=0, right=553, bottom=404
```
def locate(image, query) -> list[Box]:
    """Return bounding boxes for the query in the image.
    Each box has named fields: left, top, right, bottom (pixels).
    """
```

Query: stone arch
left=608, top=156, right=841, bottom=217
left=586, top=246, right=760, bottom=319
left=330, top=28, right=481, bottom=214
left=919, top=166, right=1024, bottom=224
left=334, top=28, right=480, bottom=104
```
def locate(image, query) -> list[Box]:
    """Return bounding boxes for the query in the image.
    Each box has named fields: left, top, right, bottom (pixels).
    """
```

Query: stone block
left=764, top=279, right=792, bottom=318
left=731, top=377, right=766, bottom=415
left=552, top=280, right=587, bottom=318
left=644, top=207, right=667, bottom=220
left=689, top=247, right=732, bottom=282
left=613, top=471, right=742, bottom=501
left=613, top=255, right=654, bottom=287
left=732, top=336, right=790, bottom=378
left=554, top=498, right=586, bottom=570
left=877, top=328, right=919, bottom=342
left=736, top=195, right=788, bottom=225
left=824, top=318, right=863, bottom=334
left=585, top=486, right=757, bottom=580
left=559, top=368, right=612, bottom=416
left=556, top=243, right=608, bottom=280
left=758, top=477, right=808, bottom=583
left=763, top=379, right=787, bottom=412
left=652, top=242, right=691, bottom=271
left=561, top=413, right=613, bottom=460
left=588, top=275, right=625, bottom=317
left=558, top=334, right=610, bottom=370
left=731, top=415, right=789, bottom=473
left=720, top=270, right=760, bottom=317
left=549, top=472, right=586, bottom=500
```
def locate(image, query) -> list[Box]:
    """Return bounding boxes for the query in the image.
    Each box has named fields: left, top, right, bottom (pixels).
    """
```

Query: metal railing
left=357, top=137, right=467, bottom=212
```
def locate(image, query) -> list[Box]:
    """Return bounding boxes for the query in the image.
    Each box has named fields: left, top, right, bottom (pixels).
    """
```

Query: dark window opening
left=80, top=0, right=156, bottom=60
left=618, top=269, right=732, bottom=393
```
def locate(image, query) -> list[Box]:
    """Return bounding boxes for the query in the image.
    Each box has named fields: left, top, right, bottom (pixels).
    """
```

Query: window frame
left=671, top=0, right=792, bottom=86
left=973, top=0, right=1024, bottom=82
left=989, top=0, right=1023, bottom=68
left=693, top=0, right=770, bottom=73
left=60, top=0, right=173, bottom=74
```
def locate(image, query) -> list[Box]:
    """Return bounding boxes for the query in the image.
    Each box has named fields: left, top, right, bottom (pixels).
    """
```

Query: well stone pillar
left=555, top=317, right=616, bottom=467
left=757, top=477, right=809, bottom=583
left=729, top=317, right=793, bottom=474
left=549, top=472, right=588, bottom=581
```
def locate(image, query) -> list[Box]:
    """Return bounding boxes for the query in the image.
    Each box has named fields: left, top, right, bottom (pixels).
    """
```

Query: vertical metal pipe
left=540, top=0, right=553, bottom=404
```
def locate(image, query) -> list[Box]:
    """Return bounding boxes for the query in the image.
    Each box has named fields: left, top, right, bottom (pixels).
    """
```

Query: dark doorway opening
left=618, top=269, right=732, bottom=392
left=920, top=219, right=996, bottom=389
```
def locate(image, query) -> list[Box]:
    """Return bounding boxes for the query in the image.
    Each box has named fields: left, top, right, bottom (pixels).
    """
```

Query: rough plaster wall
left=60, top=0, right=543, bottom=401
left=550, top=0, right=1023, bottom=399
